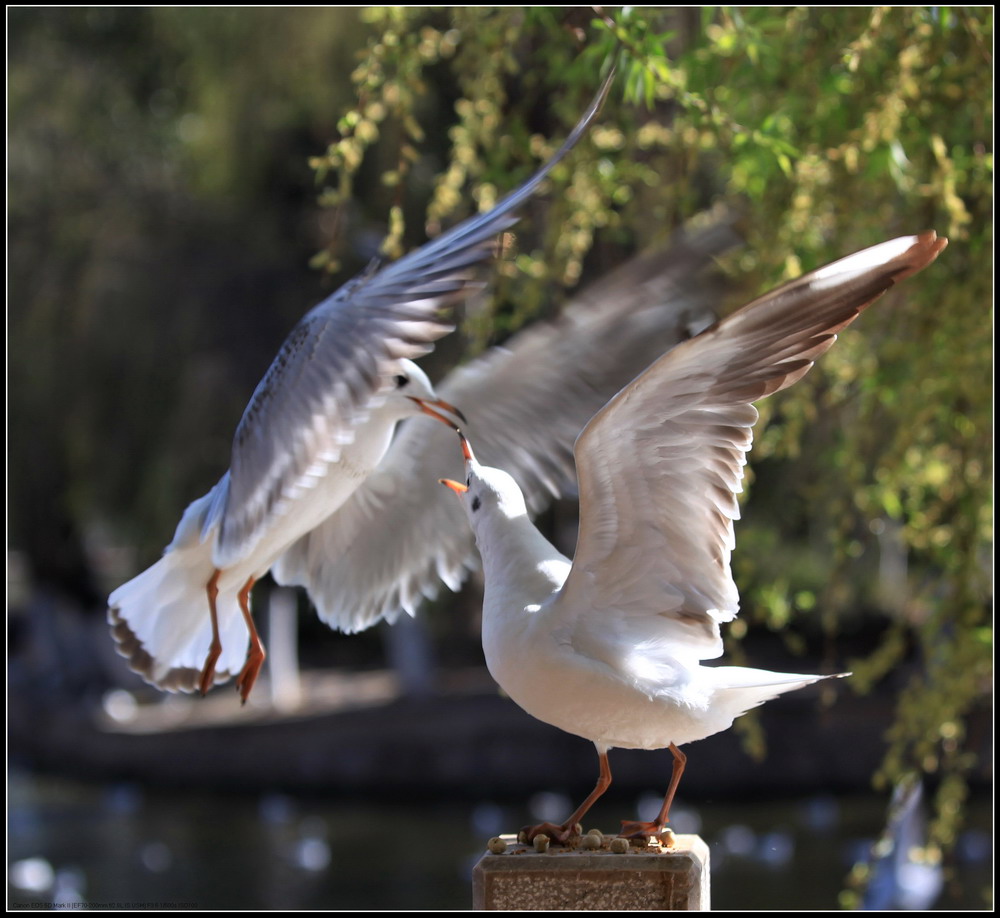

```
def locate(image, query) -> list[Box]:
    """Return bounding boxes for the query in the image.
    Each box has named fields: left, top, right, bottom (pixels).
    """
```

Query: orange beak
left=408, top=396, right=468, bottom=427
left=457, top=428, right=475, bottom=462
left=438, top=428, right=476, bottom=496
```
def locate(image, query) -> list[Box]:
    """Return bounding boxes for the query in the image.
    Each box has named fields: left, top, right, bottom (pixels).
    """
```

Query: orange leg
left=521, top=746, right=612, bottom=844
left=619, top=742, right=687, bottom=840
left=199, top=569, right=223, bottom=695
left=234, top=576, right=266, bottom=704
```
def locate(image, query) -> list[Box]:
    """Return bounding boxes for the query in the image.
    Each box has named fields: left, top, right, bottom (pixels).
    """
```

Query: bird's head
left=439, top=429, right=528, bottom=525
left=390, top=358, right=467, bottom=428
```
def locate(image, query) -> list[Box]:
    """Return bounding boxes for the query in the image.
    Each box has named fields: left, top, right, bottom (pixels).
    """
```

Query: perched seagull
left=272, top=220, right=740, bottom=633
left=108, top=68, right=615, bottom=702
left=440, top=231, right=947, bottom=843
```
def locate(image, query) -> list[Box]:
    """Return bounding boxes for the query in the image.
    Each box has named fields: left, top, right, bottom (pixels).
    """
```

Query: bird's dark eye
left=466, top=477, right=471, bottom=488
left=394, top=374, right=408, bottom=389
left=471, top=496, right=481, bottom=512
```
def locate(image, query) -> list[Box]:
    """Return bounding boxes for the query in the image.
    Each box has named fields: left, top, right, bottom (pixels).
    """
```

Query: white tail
left=712, top=666, right=849, bottom=720
left=107, top=541, right=249, bottom=693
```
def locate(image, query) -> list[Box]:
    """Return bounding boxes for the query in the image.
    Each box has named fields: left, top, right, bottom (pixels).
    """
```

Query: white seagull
left=108, top=68, right=615, bottom=702
left=440, top=231, right=947, bottom=843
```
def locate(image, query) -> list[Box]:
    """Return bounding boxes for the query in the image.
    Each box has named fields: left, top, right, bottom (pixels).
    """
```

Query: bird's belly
left=485, top=629, right=716, bottom=751
left=218, top=458, right=374, bottom=586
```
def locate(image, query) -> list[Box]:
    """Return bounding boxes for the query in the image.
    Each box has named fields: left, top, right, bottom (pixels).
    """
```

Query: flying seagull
left=440, top=231, right=947, bottom=843
left=108, top=67, right=616, bottom=702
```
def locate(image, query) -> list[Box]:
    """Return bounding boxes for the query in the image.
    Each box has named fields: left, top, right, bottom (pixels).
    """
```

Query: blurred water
left=8, top=770, right=991, bottom=910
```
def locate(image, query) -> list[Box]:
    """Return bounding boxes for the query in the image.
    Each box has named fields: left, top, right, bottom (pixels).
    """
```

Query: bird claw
left=198, top=649, right=220, bottom=696
left=519, top=822, right=580, bottom=845
left=618, top=820, right=668, bottom=841
left=235, top=653, right=265, bottom=704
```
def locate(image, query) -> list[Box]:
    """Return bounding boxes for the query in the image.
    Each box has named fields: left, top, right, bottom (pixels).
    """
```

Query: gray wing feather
left=271, top=221, right=741, bottom=630
left=555, top=232, right=948, bottom=665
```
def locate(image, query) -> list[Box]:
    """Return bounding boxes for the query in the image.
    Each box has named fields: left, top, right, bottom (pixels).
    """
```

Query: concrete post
left=472, top=833, right=710, bottom=910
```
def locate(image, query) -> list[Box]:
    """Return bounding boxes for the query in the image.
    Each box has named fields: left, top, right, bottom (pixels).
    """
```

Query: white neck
left=475, top=510, right=570, bottom=619
left=344, top=399, right=413, bottom=471
left=473, top=508, right=571, bottom=694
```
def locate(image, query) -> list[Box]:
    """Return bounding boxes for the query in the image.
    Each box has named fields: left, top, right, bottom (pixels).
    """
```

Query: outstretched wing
left=271, top=221, right=740, bottom=631
left=210, top=67, right=617, bottom=568
left=553, top=232, right=947, bottom=669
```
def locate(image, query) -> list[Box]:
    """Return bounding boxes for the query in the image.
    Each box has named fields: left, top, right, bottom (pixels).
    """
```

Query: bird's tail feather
left=710, top=666, right=849, bottom=717
left=107, top=544, right=249, bottom=693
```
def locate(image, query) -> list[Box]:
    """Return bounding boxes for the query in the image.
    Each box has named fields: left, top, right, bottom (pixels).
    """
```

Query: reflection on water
left=8, top=770, right=991, bottom=910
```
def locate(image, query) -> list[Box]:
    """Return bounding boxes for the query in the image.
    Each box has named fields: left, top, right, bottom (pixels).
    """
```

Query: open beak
left=438, top=428, right=476, bottom=496
left=408, top=396, right=468, bottom=427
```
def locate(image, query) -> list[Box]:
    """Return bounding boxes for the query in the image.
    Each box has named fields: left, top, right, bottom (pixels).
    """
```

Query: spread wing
left=553, top=232, right=948, bottom=670
left=209, top=68, right=616, bottom=568
left=270, top=221, right=740, bottom=631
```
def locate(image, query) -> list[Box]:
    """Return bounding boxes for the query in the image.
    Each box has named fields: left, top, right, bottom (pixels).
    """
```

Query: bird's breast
left=213, top=429, right=392, bottom=580
left=481, top=605, right=720, bottom=751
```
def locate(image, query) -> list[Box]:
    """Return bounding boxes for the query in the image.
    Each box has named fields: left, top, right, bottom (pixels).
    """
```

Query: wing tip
left=900, top=230, right=948, bottom=280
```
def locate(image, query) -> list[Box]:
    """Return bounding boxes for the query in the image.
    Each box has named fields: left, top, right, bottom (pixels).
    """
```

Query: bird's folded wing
left=209, top=68, right=617, bottom=567
left=554, top=232, right=947, bottom=666
left=271, top=221, right=741, bottom=631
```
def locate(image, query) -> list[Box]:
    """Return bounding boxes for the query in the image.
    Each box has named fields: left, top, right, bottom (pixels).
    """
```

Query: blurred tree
left=9, top=7, right=366, bottom=577
left=7, top=6, right=991, bottom=904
